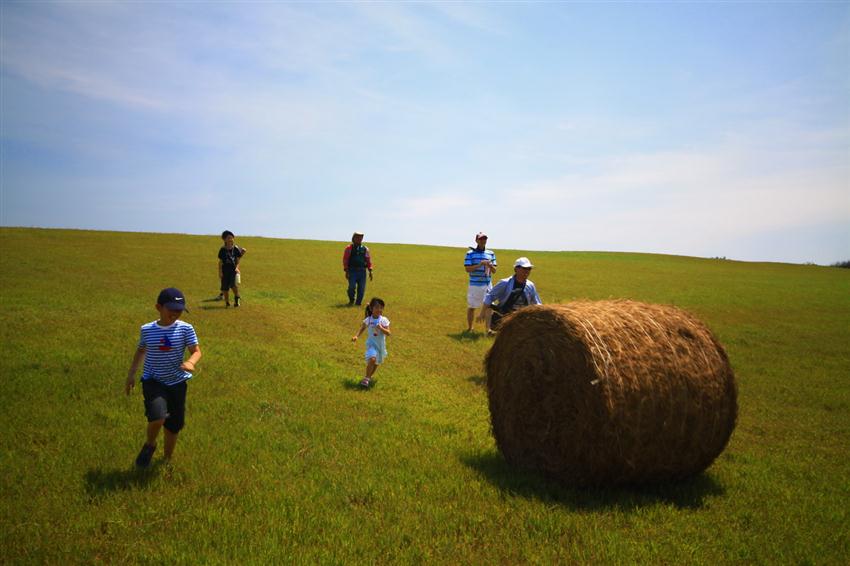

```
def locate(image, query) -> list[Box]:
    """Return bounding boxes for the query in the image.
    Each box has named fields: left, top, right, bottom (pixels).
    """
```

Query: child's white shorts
left=365, top=346, right=385, bottom=365
left=467, top=285, right=489, bottom=308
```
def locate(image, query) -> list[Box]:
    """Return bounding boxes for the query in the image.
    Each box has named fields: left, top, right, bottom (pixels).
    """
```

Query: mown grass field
left=1, top=227, right=848, bottom=564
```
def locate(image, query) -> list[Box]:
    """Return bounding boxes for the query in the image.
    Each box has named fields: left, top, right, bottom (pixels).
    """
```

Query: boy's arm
left=351, top=322, right=366, bottom=341
left=126, top=347, right=146, bottom=394
left=218, top=259, right=223, bottom=279
left=181, top=344, right=202, bottom=372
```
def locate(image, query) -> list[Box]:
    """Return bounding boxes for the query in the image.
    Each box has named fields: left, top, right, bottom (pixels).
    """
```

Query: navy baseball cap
left=157, top=287, right=189, bottom=311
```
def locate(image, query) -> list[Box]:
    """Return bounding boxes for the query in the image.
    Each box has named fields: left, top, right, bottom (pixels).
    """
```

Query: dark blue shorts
left=142, top=379, right=188, bottom=433
left=220, top=269, right=237, bottom=291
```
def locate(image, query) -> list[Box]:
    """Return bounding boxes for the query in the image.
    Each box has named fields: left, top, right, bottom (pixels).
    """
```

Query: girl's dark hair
left=221, top=230, right=235, bottom=240
left=365, top=297, right=385, bottom=318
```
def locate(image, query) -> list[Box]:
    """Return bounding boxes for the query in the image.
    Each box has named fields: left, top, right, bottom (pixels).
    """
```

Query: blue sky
left=1, top=1, right=848, bottom=264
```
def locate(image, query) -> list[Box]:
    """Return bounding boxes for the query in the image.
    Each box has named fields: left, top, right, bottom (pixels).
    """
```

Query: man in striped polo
left=125, top=287, right=202, bottom=468
left=464, top=232, right=497, bottom=333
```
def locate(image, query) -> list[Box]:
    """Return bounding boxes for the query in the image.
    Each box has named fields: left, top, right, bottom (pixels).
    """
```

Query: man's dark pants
left=347, top=268, right=367, bottom=305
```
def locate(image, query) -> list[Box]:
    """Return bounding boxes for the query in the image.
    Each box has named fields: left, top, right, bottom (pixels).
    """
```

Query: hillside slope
left=1, top=227, right=848, bottom=564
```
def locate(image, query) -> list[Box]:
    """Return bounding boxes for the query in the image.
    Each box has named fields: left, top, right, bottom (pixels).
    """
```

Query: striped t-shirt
left=137, top=320, right=199, bottom=386
left=464, top=248, right=497, bottom=287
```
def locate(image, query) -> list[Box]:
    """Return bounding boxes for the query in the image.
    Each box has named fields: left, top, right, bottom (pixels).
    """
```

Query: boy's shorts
left=467, top=285, right=489, bottom=308
left=220, top=269, right=238, bottom=291
left=142, top=379, right=188, bottom=433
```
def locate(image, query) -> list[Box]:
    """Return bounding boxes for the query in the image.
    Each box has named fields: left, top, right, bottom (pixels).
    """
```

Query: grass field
left=1, top=227, right=848, bottom=564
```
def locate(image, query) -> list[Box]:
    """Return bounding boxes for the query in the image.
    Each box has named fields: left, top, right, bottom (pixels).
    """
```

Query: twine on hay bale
left=485, top=301, right=737, bottom=486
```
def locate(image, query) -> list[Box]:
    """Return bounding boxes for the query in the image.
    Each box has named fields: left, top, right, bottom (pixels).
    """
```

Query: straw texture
left=485, top=301, right=737, bottom=486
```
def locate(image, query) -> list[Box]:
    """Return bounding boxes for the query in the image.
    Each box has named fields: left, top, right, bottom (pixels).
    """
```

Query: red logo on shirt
left=158, top=336, right=173, bottom=351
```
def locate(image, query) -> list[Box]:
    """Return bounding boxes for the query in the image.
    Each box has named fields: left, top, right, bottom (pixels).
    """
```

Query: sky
left=1, top=1, right=848, bottom=264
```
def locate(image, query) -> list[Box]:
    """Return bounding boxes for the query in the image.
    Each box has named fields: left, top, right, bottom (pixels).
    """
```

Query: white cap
left=514, top=257, right=534, bottom=268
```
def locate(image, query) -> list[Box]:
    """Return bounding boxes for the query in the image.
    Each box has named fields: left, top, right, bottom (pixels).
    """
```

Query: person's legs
left=141, top=380, right=169, bottom=448
left=145, top=419, right=163, bottom=446
left=466, top=286, right=486, bottom=331
left=221, top=271, right=236, bottom=306
left=354, top=270, right=367, bottom=305
left=162, top=382, right=186, bottom=459
left=347, top=275, right=357, bottom=305
left=218, top=276, right=227, bottom=300
left=232, top=285, right=240, bottom=307
left=366, top=357, right=378, bottom=378
left=360, top=353, right=378, bottom=387
left=163, top=429, right=179, bottom=459
left=138, top=380, right=171, bottom=467
left=136, top=418, right=162, bottom=468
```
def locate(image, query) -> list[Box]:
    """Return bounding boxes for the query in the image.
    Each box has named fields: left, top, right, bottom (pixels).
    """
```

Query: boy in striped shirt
left=125, top=288, right=202, bottom=468
left=464, top=232, right=497, bottom=333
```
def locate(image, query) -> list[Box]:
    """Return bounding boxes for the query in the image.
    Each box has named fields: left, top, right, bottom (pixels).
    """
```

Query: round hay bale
left=485, top=301, right=737, bottom=486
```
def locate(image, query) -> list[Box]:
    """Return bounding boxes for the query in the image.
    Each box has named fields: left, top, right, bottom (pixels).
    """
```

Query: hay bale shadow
left=462, top=451, right=725, bottom=511
left=467, top=374, right=486, bottom=386
left=84, top=464, right=162, bottom=497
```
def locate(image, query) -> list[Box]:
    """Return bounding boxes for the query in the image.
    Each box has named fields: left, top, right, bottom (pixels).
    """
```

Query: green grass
left=1, top=227, right=848, bottom=564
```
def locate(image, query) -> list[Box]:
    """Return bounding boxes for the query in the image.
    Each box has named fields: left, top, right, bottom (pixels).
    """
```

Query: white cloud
left=393, top=194, right=476, bottom=219
left=485, top=137, right=849, bottom=260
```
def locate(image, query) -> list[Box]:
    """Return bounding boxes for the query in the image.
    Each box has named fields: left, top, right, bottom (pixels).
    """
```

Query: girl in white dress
left=351, top=297, right=391, bottom=388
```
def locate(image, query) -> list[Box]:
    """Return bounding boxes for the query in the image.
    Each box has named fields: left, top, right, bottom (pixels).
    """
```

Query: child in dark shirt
left=217, top=230, right=247, bottom=307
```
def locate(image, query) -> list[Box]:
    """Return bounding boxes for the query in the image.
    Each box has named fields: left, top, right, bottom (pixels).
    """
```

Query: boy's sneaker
left=359, top=377, right=371, bottom=389
left=135, top=444, right=156, bottom=468
left=234, top=296, right=241, bottom=307
left=215, top=293, right=223, bottom=301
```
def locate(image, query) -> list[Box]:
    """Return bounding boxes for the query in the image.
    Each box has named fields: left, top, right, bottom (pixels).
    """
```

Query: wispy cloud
left=1, top=2, right=847, bottom=264
left=487, top=132, right=848, bottom=260
left=393, top=194, right=476, bottom=219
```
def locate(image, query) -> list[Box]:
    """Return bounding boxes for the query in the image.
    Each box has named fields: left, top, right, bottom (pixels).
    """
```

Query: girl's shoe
left=359, top=377, right=371, bottom=388
left=234, top=296, right=241, bottom=307
left=225, top=301, right=231, bottom=308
